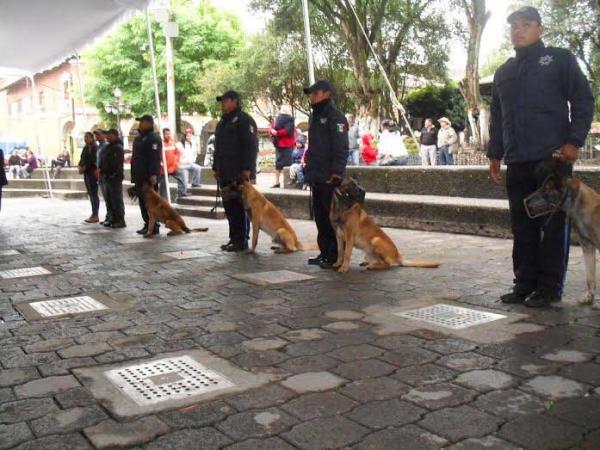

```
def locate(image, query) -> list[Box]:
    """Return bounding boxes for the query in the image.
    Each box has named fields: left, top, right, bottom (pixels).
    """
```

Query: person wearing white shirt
left=377, top=121, right=409, bottom=166
left=178, top=128, right=202, bottom=189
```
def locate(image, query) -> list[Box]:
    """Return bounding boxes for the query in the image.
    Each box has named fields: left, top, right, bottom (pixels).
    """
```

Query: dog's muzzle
left=336, top=183, right=366, bottom=206
left=523, top=176, right=567, bottom=219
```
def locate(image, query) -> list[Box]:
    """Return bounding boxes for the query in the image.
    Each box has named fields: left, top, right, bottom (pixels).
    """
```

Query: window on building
left=22, top=96, right=31, bottom=113
left=38, top=91, right=45, bottom=113
left=10, top=102, right=18, bottom=116
left=63, top=80, right=70, bottom=101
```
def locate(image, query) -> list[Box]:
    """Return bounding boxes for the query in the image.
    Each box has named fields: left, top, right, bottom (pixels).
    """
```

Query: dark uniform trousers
left=506, top=161, right=571, bottom=296
left=221, top=180, right=249, bottom=245
left=312, top=182, right=337, bottom=261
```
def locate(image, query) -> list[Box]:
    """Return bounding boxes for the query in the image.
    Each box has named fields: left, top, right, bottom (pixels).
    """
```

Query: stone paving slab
left=1, top=198, right=599, bottom=448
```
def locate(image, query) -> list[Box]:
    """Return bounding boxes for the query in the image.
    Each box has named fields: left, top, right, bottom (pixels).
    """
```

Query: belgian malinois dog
left=330, top=177, right=440, bottom=273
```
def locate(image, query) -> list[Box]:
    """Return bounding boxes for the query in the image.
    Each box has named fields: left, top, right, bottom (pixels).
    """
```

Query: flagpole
left=301, top=0, right=315, bottom=84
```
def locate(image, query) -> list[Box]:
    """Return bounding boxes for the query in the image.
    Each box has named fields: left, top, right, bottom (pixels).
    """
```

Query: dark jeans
left=99, top=178, right=112, bottom=222
left=311, top=182, right=337, bottom=261
left=158, top=170, right=186, bottom=198
left=439, top=146, right=454, bottom=165
left=506, top=161, right=572, bottom=296
left=136, top=182, right=159, bottom=228
left=220, top=180, right=249, bottom=244
left=105, top=177, right=124, bottom=223
left=83, top=172, right=99, bottom=216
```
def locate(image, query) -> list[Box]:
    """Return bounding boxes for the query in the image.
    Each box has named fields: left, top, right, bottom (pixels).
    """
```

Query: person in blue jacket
left=487, top=7, right=594, bottom=307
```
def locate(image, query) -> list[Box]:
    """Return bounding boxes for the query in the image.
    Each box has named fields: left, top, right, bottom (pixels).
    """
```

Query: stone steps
left=3, top=188, right=88, bottom=200
left=173, top=204, right=226, bottom=220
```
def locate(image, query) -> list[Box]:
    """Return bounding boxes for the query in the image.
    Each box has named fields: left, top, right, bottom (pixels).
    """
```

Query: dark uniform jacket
left=213, top=107, right=258, bottom=183
left=487, top=40, right=594, bottom=164
left=304, top=99, right=349, bottom=184
left=420, top=127, right=437, bottom=146
left=131, top=129, right=162, bottom=184
left=78, top=144, right=97, bottom=175
left=100, top=139, right=124, bottom=181
left=0, top=150, right=7, bottom=187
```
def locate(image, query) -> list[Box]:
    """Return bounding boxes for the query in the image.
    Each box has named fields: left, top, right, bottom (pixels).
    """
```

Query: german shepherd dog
left=127, top=183, right=208, bottom=238
left=331, top=177, right=440, bottom=273
left=230, top=179, right=317, bottom=253
left=529, top=160, right=600, bottom=306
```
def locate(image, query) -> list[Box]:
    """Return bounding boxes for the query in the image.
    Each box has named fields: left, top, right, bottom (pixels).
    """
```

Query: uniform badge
left=249, top=125, right=255, bottom=134
left=232, top=116, right=239, bottom=123
left=336, top=123, right=347, bottom=133
left=152, top=144, right=158, bottom=150
left=320, top=118, right=328, bottom=124
left=539, top=55, right=554, bottom=66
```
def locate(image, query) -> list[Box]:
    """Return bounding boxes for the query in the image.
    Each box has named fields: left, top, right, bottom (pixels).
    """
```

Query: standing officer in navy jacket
left=213, top=90, right=258, bottom=252
left=303, top=80, right=349, bottom=269
left=487, top=7, right=594, bottom=307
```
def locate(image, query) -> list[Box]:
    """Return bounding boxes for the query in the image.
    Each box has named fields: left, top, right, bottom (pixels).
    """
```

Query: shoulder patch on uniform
left=249, top=125, right=255, bottom=134
left=232, top=116, right=239, bottom=123
left=152, top=143, right=158, bottom=150
left=336, top=123, right=347, bottom=133
left=320, top=118, right=328, bottom=124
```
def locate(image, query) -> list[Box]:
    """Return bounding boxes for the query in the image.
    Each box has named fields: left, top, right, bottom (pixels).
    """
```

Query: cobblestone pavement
left=1, top=197, right=599, bottom=449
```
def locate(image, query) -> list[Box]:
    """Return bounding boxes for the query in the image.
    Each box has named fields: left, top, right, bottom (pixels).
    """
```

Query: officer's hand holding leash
left=326, top=174, right=343, bottom=186
left=554, top=143, right=578, bottom=164
left=489, top=159, right=502, bottom=185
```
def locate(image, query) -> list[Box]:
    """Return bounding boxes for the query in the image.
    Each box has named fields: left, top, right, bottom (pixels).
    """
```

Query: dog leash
left=211, top=182, right=221, bottom=214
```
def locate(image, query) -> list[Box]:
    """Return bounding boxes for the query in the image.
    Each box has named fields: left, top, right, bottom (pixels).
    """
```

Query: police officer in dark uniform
left=131, top=114, right=163, bottom=235
left=212, top=91, right=258, bottom=252
left=303, top=80, right=349, bottom=269
left=488, top=7, right=594, bottom=307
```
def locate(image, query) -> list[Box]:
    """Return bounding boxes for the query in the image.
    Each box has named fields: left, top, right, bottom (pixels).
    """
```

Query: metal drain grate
left=0, top=250, right=20, bottom=256
left=105, top=355, right=234, bottom=406
left=162, top=250, right=210, bottom=259
left=29, top=296, right=108, bottom=317
left=395, top=304, right=506, bottom=330
left=0, top=266, right=51, bottom=279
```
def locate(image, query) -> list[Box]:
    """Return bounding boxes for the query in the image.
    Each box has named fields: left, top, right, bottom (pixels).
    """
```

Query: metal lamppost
left=103, top=88, right=130, bottom=136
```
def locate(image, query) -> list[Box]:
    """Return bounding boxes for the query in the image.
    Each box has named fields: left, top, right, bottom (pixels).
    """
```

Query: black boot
left=220, top=240, right=233, bottom=250
left=524, top=290, right=561, bottom=308
left=500, top=285, right=535, bottom=304
left=136, top=225, right=148, bottom=235
left=308, top=254, right=325, bottom=265
left=225, top=241, right=248, bottom=252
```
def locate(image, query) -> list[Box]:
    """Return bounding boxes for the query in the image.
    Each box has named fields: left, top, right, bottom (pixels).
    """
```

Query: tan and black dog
left=534, top=162, right=600, bottom=306
left=128, top=183, right=208, bottom=238
left=331, top=177, right=440, bottom=273
left=232, top=179, right=316, bottom=253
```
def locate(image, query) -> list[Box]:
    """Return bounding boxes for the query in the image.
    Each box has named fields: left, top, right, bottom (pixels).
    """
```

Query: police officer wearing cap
left=488, top=7, right=594, bottom=307
left=131, top=114, right=163, bottom=235
left=303, top=80, right=349, bottom=269
left=213, top=91, right=258, bottom=252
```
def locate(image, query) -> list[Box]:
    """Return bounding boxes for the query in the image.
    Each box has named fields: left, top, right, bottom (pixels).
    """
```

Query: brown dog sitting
left=232, top=179, right=316, bottom=253
left=331, top=177, right=440, bottom=272
left=128, top=183, right=208, bottom=238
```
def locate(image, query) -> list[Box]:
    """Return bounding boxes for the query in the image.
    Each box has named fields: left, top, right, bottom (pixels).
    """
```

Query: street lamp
left=103, top=87, right=129, bottom=136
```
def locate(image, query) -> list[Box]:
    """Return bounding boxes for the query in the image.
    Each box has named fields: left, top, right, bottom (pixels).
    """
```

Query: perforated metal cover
left=0, top=249, right=20, bottom=256
left=0, top=266, right=51, bottom=279
left=29, top=296, right=108, bottom=317
left=395, top=304, right=506, bottom=330
left=105, top=355, right=234, bottom=405
left=232, top=270, right=315, bottom=286
left=162, top=250, right=210, bottom=259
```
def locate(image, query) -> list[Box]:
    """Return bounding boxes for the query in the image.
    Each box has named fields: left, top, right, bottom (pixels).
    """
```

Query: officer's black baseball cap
left=303, top=80, right=334, bottom=95
left=135, top=114, right=154, bottom=124
left=106, top=128, right=119, bottom=136
left=507, top=6, right=542, bottom=25
left=216, top=90, right=241, bottom=102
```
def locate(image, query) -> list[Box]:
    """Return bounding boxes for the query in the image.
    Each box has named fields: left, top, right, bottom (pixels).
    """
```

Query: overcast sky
left=213, top=0, right=511, bottom=79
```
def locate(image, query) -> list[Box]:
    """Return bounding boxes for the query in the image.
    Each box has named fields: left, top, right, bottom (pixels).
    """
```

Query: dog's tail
left=400, top=259, right=440, bottom=269
left=183, top=227, right=209, bottom=233
left=296, top=242, right=319, bottom=251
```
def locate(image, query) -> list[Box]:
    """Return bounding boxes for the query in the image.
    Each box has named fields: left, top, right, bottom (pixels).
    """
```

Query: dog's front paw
left=359, top=261, right=369, bottom=267
left=578, top=293, right=594, bottom=305
left=333, top=261, right=342, bottom=268
left=337, top=264, right=350, bottom=273
left=143, top=233, right=152, bottom=239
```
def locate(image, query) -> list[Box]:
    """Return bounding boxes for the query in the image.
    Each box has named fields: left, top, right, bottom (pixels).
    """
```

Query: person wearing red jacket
left=159, top=128, right=186, bottom=200
left=360, top=134, right=377, bottom=165
left=269, top=106, right=295, bottom=188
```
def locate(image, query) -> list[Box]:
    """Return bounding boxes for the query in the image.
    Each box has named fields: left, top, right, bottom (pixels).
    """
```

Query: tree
left=405, top=83, right=467, bottom=129
left=455, top=0, right=491, bottom=151
left=251, top=0, right=452, bottom=133
left=83, top=0, right=243, bottom=130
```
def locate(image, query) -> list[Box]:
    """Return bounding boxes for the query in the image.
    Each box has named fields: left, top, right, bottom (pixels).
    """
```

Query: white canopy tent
left=0, top=0, right=171, bottom=203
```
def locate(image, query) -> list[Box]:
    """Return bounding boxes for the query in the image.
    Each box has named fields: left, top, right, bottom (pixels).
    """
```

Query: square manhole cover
left=231, top=270, right=315, bottom=286
left=0, top=249, right=21, bottom=256
left=395, top=304, right=506, bottom=330
left=162, top=250, right=211, bottom=260
left=0, top=266, right=51, bottom=279
left=105, top=355, right=235, bottom=406
left=29, top=296, right=108, bottom=317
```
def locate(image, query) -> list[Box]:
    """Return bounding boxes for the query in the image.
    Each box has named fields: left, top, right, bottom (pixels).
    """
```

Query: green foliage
left=405, top=83, right=467, bottom=129
left=83, top=0, right=242, bottom=127
left=404, top=137, right=419, bottom=155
